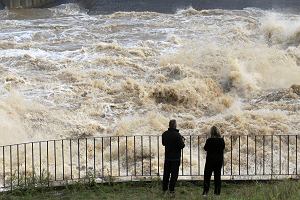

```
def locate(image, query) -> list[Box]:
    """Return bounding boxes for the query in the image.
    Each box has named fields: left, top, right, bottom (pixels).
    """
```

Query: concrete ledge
left=1, top=0, right=56, bottom=9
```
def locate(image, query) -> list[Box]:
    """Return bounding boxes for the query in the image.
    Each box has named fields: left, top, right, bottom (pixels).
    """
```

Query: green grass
left=1, top=180, right=300, bottom=200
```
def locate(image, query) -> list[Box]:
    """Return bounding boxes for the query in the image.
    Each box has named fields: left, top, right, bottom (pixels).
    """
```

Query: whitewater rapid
left=0, top=4, right=300, bottom=145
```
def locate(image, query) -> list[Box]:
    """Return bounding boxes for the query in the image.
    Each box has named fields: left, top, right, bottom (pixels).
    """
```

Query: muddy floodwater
left=0, top=4, right=300, bottom=146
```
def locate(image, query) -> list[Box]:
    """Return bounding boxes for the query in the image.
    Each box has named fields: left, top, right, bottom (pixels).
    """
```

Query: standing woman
left=202, top=126, right=225, bottom=196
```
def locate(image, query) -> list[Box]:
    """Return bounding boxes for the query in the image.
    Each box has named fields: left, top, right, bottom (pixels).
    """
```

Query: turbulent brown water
left=0, top=4, right=300, bottom=145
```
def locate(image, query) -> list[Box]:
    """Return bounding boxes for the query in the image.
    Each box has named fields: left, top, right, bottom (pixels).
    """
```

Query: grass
left=0, top=180, right=300, bottom=200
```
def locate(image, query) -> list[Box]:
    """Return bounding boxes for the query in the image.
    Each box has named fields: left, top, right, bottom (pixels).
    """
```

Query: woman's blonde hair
left=210, top=126, right=221, bottom=138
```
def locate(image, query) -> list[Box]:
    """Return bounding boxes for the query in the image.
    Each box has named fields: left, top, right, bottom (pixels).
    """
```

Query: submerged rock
left=291, top=84, right=300, bottom=96
left=255, top=88, right=299, bottom=103
left=81, top=91, right=88, bottom=97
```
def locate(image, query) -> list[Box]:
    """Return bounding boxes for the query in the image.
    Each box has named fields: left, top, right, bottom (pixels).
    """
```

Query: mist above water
left=0, top=4, right=300, bottom=146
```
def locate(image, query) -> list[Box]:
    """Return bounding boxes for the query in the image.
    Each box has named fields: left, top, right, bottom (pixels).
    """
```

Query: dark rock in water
left=291, top=84, right=300, bottom=95
left=255, top=88, right=299, bottom=103
left=81, top=91, right=88, bottom=97
left=252, top=85, right=300, bottom=103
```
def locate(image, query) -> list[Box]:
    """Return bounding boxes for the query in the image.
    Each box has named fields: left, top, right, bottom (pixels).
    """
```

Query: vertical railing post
left=296, top=135, right=298, bottom=175
left=157, top=136, right=160, bottom=176
left=2, top=146, right=5, bottom=188
left=32, top=142, right=35, bottom=185
left=263, top=136, right=265, bottom=175
left=62, top=140, right=65, bottom=181
left=39, top=142, right=41, bottom=184
left=230, top=136, right=233, bottom=176
left=134, top=136, right=136, bottom=176
left=54, top=141, right=56, bottom=181
left=78, top=139, right=80, bottom=179
left=118, top=137, right=120, bottom=177
left=181, top=147, right=184, bottom=176
left=24, top=144, right=27, bottom=186
left=141, top=136, right=143, bottom=176
left=222, top=136, right=225, bottom=176
left=149, top=136, right=152, bottom=176
left=17, top=144, right=20, bottom=186
left=279, top=135, right=281, bottom=175
left=70, top=139, right=72, bottom=180
left=271, top=135, right=273, bottom=178
left=254, top=136, right=256, bottom=175
left=197, top=136, right=200, bottom=175
left=85, top=138, right=88, bottom=179
left=190, top=135, right=192, bottom=176
left=101, top=137, right=104, bottom=180
left=10, top=145, right=12, bottom=191
left=238, top=136, right=240, bottom=176
left=46, top=141, right=49, bottom=187
left=246, top=135, right=248, bottom=175
left=110, top=137, right=112, bottom=177
left=93, top=138, right=96, bottom=178
left=126, top=136, right=128, bottom=176
left=287, top=135, right=290, bottom=175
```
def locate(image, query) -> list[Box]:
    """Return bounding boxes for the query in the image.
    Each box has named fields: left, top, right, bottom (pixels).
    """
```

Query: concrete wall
left=1, top=0, right=300, bottom=10
left=1, top=0, right=56, bottom=8
left=87, top=0, right=300, bottom=14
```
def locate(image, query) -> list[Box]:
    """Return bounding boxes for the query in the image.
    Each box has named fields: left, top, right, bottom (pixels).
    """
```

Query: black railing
left=0, top=134, right=299, bottom=191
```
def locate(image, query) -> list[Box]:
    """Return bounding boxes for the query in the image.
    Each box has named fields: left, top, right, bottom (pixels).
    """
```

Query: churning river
left=0, top=3, right=300, bottom=145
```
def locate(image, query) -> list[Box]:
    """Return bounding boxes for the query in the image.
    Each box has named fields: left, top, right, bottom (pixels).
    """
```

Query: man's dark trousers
left=163, top=160, right=180, bottom=192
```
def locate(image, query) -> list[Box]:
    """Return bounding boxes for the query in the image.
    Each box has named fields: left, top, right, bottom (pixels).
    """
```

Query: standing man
left=162, top=119, right=185, bottom=195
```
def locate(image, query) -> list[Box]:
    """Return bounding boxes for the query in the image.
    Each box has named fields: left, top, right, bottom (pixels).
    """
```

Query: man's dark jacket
left=162, top=128, right=185, bottom=161
left=204, top=137, right=225, bottom=165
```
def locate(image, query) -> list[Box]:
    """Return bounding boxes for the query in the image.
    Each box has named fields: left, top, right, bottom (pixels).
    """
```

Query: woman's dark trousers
left=163, top=160, right=180, bottom=192
left=203, top=162, right=222, bottom=195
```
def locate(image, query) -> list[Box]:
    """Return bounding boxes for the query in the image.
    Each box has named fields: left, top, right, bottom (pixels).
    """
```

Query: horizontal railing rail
left=0, top=134, right=299, bottom=191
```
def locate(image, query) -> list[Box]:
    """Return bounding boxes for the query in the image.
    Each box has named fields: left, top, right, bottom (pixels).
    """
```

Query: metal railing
left=0, top=134, right=299, bottom=190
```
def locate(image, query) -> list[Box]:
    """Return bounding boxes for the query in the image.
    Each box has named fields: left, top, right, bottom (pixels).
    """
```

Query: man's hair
left=169, top=119, right=177, bottom=129
left=211, top=126, right=221, bottom=138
